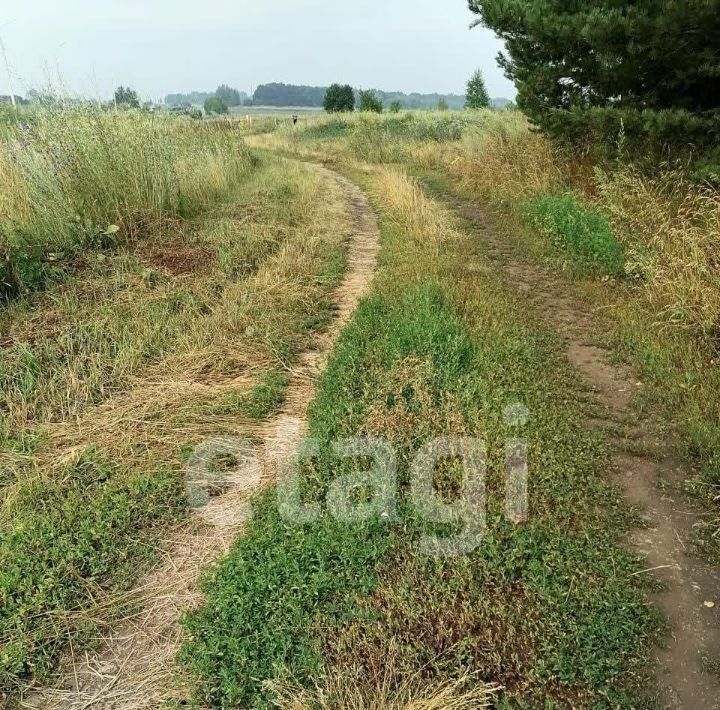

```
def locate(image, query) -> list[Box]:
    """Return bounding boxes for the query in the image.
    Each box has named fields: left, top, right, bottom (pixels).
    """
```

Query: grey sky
left=0, top=0, right=515, bottom=101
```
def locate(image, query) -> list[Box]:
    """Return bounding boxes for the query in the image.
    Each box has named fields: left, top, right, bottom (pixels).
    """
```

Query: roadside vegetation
left=0, top=108, right=254, bottom=297
left=251, top=109, right=720, bottom=554
left=0, top=107, right=350, bottom=694
left=181, top=163, right=661, bottom=707
left=5, top=98, right=718, bottom=708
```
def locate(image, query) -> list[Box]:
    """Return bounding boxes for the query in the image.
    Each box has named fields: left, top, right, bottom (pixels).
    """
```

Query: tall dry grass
left=267, top=671, right=499, bottom=710
left=595, top=167, right=720, bottom=337
left=0, top=157, right=341, bottom=441
left=410, top=115, right=720, bottom=348
left=0, top=107, right=253, bottom=295
left=445, top=121, right=566, bottom=203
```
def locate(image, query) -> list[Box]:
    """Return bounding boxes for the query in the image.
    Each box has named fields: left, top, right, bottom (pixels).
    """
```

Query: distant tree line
left=163, top=84, right=480, bottom=110
left=165, top=87, right=249, bottom=107
left=255, top=85, right=470, bottom=110
left=375, top=91, right=465, bottom=111
left=160, top=82, right=509, bottom=112
left=324, top=88, right=468, bottom=111
left=0, top=95, right=28, bottom=106
left=252, top=83, right=327, bottom=107
left=11, top=80, right=508, bottom=117
left=166, top=91, right=213, bottom=106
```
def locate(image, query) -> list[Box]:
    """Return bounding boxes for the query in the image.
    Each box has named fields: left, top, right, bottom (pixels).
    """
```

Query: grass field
left=0, top=108, right=351, bottom=695
left=2, top=106, right=718, bottom=708
left=250, top=111, right=720, bottom=552
left=181, top=162, right=662, bottom=708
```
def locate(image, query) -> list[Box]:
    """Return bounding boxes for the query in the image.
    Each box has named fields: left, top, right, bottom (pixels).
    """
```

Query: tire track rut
left=452, top=198, right=720, bottom=710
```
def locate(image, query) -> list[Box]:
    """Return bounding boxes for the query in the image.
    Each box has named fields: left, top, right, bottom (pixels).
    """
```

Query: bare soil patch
left=138, top=242, right=215, bottom=277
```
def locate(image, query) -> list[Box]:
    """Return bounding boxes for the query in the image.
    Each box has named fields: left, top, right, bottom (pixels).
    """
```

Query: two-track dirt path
left=21, top=164, right=380, bottom=710
left=447, top=195, right=720, bottom=709
left=19, top=151, right=719, bottom=709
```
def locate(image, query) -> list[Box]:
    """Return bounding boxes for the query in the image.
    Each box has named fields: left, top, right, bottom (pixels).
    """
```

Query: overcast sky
left=0, top=0, right=515, bottom=101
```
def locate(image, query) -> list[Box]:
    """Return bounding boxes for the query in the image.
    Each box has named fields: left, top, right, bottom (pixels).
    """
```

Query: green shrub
left=300, top=116, right=351, bottom=140
left=526, top=193, right=625, bottom=277
left=203, top=96, right=229, bottom=115
left=323, top=84, right=355, bottom=113
left=357, top=89, right=383, bottom=113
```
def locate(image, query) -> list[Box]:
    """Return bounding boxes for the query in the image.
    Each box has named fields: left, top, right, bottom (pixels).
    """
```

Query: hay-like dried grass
left=20, top=162, right=381, bottom=709
left=266, top=666, right=501, bottom=710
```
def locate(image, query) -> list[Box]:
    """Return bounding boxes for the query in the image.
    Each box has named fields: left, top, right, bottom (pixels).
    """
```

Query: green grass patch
left=180, top=284, right=471, bottom=707
left=204, top=371, right=290, bottom=420
left=0, top=451, right=184, bottom=690
left=181, top=199, right=659, bottom=708
left=525, top=193, right=625, bottom=277
left=299, top=117, right=351, bottom=140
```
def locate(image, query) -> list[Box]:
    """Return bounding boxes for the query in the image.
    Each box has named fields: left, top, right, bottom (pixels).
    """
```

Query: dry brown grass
left=266, top=667, right=500, bottom=710
left=0, top=158, right=341, bottom=435
left=596, top=166, right=720, bottom=337
left=1, top=158, right=348, bottom=481
left=427, top=122, right=566, bottom=205
left=0, top=151, right=357, bottom=697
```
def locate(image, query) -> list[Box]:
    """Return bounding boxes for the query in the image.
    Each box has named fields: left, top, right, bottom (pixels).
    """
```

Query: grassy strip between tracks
left=180, top=166, right=661, bottom=709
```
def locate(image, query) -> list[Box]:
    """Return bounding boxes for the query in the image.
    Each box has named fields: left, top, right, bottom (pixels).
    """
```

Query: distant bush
left=215, top=84, right=243, bottom=107
left=389, top=100, right=403, bottom=113
left=203, top=96, right=229, bottom=115
left=526, top=193, right=625, bottom=277
left=358, top=89, right=383, bottom=113
left=323, top=84, right=355, bottom=113
left=114, top=86, right=139, bottom=109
